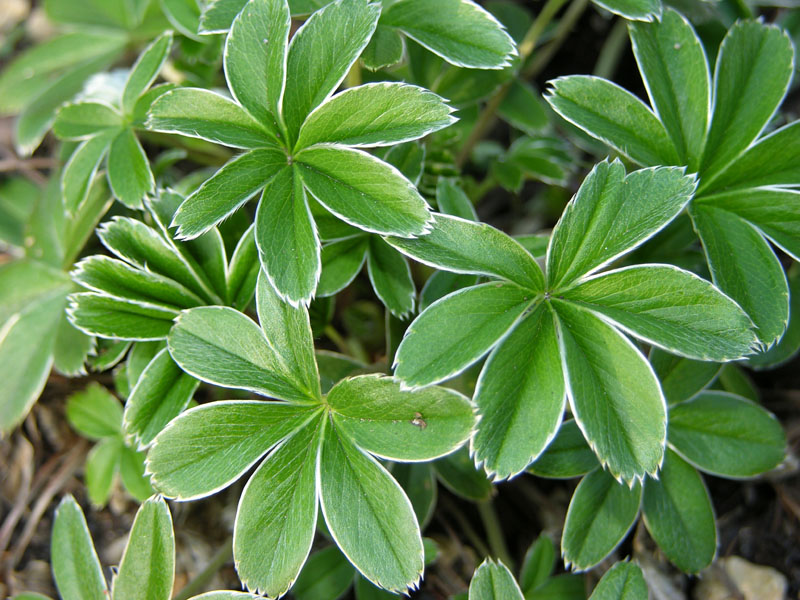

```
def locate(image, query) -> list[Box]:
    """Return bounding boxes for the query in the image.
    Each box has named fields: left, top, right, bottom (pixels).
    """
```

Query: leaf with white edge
left=66, top=382, right=122, bottom=440
left=394, top=282, right=536, bottom=388
left=527, top=420, right=598, bottom=479
left=174, top=147, right=287, bottom=239
left=107, top=129, right=154, bottom=209
left=563, top=265, right=757, bottom=361
left=434, top=446, right=493, bottom=501
left=120, top=445, right=154, bottom=502
left=588, top=561, right=648, bottom=600
left=649, top=347, right=720, bottom=406
left=296, top=145, right=432, bottom=237
left=629, top=9, right=709, bottom=169
left=200, top=0, right=248, bottom=32
left=68, top=293, right=177, bottom=341
left=393, top=462, right=437, bottom=528
left=690, top=203, right=789, bottom=346
left=283, top=0, right=380, bottom=137
left=436, top=179, right=477, bottom=221
left=562, top=468, right=642, bottom=571
left=167, top=306, right=315, bottom=403
left=593, top=0, right=660, bottom=20
left=51, top=496, right=107, bottom=600
left=74, top=256, right=205, bottom=310
left=367, top=236, right=415, bottom=318
left=700, top=21, right=793, bottom=182
left=53, top=102, right=122, bottom=140
left=124, top=348, right=199, bottom=448
left=256, top=271, right=321, bottom=399
left=225, top=0, right=290, bottom=127
left=160, top=0, right=202, bottom=40
left=383, top=0, right=516, bottom=69
left=327, top=374, right=474, bottom=461
left=147, top=87, right=279, bottom=148
left=291, top=546, right=355, bottom=600
left=112, top=497, right=174, bottom=600
left=85, top=437, right=120, bottom=507
left=387, top=214, right=544, bottom=291
left=227, top=225, right=260, bottom=309
left=749, top=265, right=800, bottom=370
left=188, top=593, right=260, bottom=600
left=545, top=77, right=679, bottom=167
left=319, top=425, right=423, bottom=593
left=62, top=133, right=113, bottom=213
left=473, top=303, right=565, bottom=480
left=697, top=188, right=800, bottom=262
left=702, top=121, right=800, bottom=193
left=318, top=236, right=368, bottom=297
left=468, top=559, right=524, bottom=600
left=235, top=416, right=322, bottom=597
left=547, top=161, right=695, bottom=289
left=668, top=391, right=785, bottom=478
left=255, top=167, right=320, bottom=306
left=147, top=401, right=319, bottom=500
left=520, top=535, right=556, bottom=594
left=383, top=142, right=425, bottom=186
left=297, top=83, right=455, bottom=150
left=641, top=450, right=716, bottom=573
left=122, top=32, right=173, bottom=115
left=418, top=270, right=477, bottom=312
left=553, top=300, right=666, bottom=484
left=362, top=25, right=405, bottom=71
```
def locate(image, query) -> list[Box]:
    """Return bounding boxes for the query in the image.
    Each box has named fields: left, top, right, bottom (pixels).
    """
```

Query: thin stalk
left=438, top=495, right=491, bottom=557
left=455, top=0, right=570, bottom=168
left=593, top=18, right=629, bottom=80
left=478, top=500, right=514, bottom=570
left=173, top=536, right=234, bottom=600
left=523, top=0, right=590, bottom=79
left=324, top=325, right=350, bottom=355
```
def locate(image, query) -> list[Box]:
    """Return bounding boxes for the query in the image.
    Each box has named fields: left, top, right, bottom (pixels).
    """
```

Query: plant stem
left=438, top=495, right=491, bottom=557
left=477, top=500, right=514, bottom=570
left=455, top=0, right=571, bottom=168
left=523, top=0, right=590, bottom=80
left=324, top=325, right=350, bottom=355
left=173, top=536, right=233, bottom=600
left=593, top=18, right=629, bottom=80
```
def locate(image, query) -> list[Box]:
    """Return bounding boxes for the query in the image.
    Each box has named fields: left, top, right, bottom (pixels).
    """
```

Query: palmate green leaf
left=256, top=272, right=321, bottom=399
left=85, top=436, right=121, bottom=507
left=690, top=203, right=789, bottom=346
left=173, top=148, right=286, bottom=239
left=53, top=102, right=122, bottom=140
left=367, top=237, right=415, bottom=318
left=112, top=497, right=175, bottom=600
left=388, top=214, right=544, bottom=290
left=629, top=9, right=709, bottom=170
left=68, top=293, right=177, bottom=341
left=394, top=283, right=537, bottom=388
left=327, top=374, right=474, bottom=461
left=318, top=236, right=368, bottom=297
left=66, top=382, right=122, bottom=440
left=62, top=132, right=114, bottom=214
left=297, top=83, right=455, bottom=149
left=553, top=300, right=666, bottom=484
left=468, top=559, right=524, bottom=600
left=563, top=265, right=757, bottom=361
left=74, top=256, right=205, bottom=310
left=107, top=129, right=154, bottom=209
left=147, top=88, right=278, bottom=148
left=649, top=347, right=720, bottom=405
left=256, top=167, right=320, bottom=305
left=292, top=546, right=355, bottom=600
left=122, top=32, right=173, bottom=115
left=562, top=468, right=642, bottom=571
left=697, top=188, right=800, bottom=262
left=147, top=401, right=319, bottom=499
left=296, top=145, right=432, bottom=237
left=641, top=450, right=716, bottom=573
left=668, top=391, right=785, bottom=478
left=167, top=306, right=315, bottom=403
left=52, top=496, right=107, bottom=600
left=593, top=0, right=660, bottom=20
left=546, top=161, right=695, bottom=289
left=319, top=425, right=423, bottom=593
left=225, top=0, right=289, bottom=128
left=699, top=21, right=793, bottom=182
left=124, top=348, right=199, bottom=447
left=527, top=420, right=598, bottom=479
left=383, top=0, right=516, bottom=69
left=473, top=303, right=565, bottom=480
left=362, top=25, right=405, bottom=71
left=588, top=561, right=648, bottom=600
left=235, top=416, right=322, bottom=597
left=283, top=0, right=380, bottom=138
left=545, top=77, right=679, bottom=167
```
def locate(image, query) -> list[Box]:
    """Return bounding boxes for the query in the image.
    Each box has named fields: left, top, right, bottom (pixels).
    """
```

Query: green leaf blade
left=53, top=102, right=122, bottom=140
left=366, top=236, right=415, bottom=318
left=107, top=129, right=154, bottom=209
left=122, top=31, right=173, bottom=115
left=588, top=561, right=648, bottom=600
left=468, top=559, right=524, bottom=600
left=51, top=496, right=107, bottom=600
